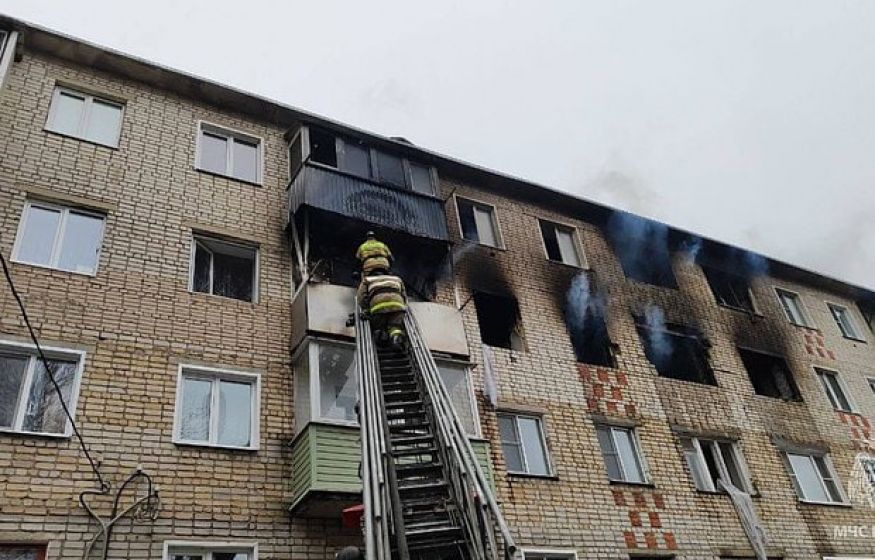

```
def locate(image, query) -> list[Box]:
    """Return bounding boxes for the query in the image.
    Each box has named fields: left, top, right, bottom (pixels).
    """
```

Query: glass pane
left=193, top=242, right=212, bottom=293
left=85, top=99, right=122, bottom=145
left=702, top=441, right=722, bottom=484
left=218, top=380, right=252, bottom=447
left=377, top=151, right=406, bottom=187
left=788, top=453, right=828, bottom=502
left=596, top=426, right=622, bottom=480
left=437, top=363, right=476, bottom=435
left=614, top=429, right=644, bottom=483
left=21, top=358, right=77, bottom=434
left=409, top=163, right=433, bottom=195
left=293, top=350, right=311, bottom=433
left=232, top=138, right=259, bottom=182
left=214, top=554, right=249, bottom=560
left=682, top=439, right=710, bottom=490
left=289, top=132, right=303, bottom=177
left=719, top=441, right=746, bottom=490
left=212, top=249, right=255, bottom=302
left=473, top=206, right=497, bottom=246
left=518, top=417, right=549, bottom=475
left=200, top=131, right=228, bottom=174
left=555, top=228, right=580, bottom=266
left=814, top=456, right=843, bottom=501
left=501, top=442, right=524, bottom=472
left=0, top=354, right=29, bottom=428
left=179, top=377, right=212, bottom=441
left=51, top=91, right=86, bottom=136
left=17, top=205, right=61, bottom=265
left=497, top=414, right=518, bottom=445
left=319, top=344, right=357, bottom=421
left=57, top=211, right=103, bottom=273
left=341, top=141, right=371, bottom=178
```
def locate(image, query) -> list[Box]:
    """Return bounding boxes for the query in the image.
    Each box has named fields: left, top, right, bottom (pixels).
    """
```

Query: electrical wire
left=0, top=250, right=108, bottom=491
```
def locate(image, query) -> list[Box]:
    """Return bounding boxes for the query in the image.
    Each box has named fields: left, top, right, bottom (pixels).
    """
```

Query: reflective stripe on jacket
left=357, top=274, right=407, bottom=314
left=356, top=239, right=392, bottom=261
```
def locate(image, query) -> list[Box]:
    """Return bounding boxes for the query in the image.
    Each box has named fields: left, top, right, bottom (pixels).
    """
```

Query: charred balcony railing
left=287, top=162, right=449, bottom=242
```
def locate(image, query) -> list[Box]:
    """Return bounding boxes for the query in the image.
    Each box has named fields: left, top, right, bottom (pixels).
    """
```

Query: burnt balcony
left=287, top=162, right=449, bottom=242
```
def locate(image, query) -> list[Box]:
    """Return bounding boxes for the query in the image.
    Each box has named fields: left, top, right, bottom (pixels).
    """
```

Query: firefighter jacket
left=357, top=274, right=407, bottom=315
left=356, top=238, right=393, bottom=274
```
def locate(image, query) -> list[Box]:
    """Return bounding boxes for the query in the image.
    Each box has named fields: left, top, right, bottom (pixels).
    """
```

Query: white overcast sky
left=2, top=0, right=873, bottom=290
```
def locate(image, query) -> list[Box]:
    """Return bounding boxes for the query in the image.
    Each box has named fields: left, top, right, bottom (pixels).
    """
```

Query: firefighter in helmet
left=356, top=232, right=407, bottom=348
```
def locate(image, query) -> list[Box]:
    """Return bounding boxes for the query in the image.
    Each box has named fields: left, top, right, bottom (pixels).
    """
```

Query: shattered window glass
left=21, top=358, right=77, bottom=434
left=737, top=348, right=801, bottom=400
left=191, top=236, right=256, bottom=302
left=703, top=266, right=755, bottom=312
left=635, top=319, right=715, bottom=385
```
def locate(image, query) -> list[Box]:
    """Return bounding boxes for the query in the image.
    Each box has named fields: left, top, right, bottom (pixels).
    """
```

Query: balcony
left=287, top=162, right=449, bottom=242
left=289, top=422, right=495, bottom=517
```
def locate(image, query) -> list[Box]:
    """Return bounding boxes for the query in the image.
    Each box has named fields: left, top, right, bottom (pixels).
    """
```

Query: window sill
left=752, top=394, right=804, bottom=404
left=797, top=499, right=852, bottom=508
left=10, top=258, right=98, bottom=277
left=459, top=238, right=506, bottom=252
left=790, top=322, right=820, bottom=332
left=195, top=166, right=263, bottom=187
left=173, top=439, right=259, bottom=452
left=694, top=489, right=760, bottom=498
left=840, top=335, right=867, bottom=344
left=189, top=290, right=258, bottom=306
left=44, top=127, right=119, bottom=150
left=507, top=471, right=559, bottom=481
left=0, top=427, right=71, bottom=439
left=546, top=258, right=588, bottom=271
left=608, top=479, right=655, bottom=488
left=716, top=302, right=762, bottom=317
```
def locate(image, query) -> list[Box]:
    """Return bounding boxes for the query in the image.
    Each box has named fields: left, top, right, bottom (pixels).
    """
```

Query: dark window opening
left=473, top=292, right=525, bottom=351
left=376, top=151, right=407, bottom=188
left=289, top=131, right=303, bottom=179
left=635, top=320, right=715, bottom=385
left=737, top=348, right=801, bottom=401
left=605, top=212, right=677, bottom=289
left=309, top=128, right=337, bottom=167
left=457, top=199, right=479, bottom=242
left=192, top=236, right=257, bottom=302
left=858, top=302, right=874, bottom=334
left=703, top=266, right=755, bottom=312
left=565, top=280, right=614, bottom=367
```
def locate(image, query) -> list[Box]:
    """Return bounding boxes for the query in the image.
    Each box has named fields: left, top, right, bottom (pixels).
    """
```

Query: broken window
left=540, top=220, right=583, bottom=267
left=605, top=211, right=677, bottom=289
left=827, top=303, right=865, bottom=341
left=815, top=368, right=854, bottom=412
left=681, top=436, right=752, bottom=493
left=191, top=235, right=257, bottom=302
left=473, top=292, right=525, bottom=350
left=308, top=127, right=337, bottom=167
left=457, top=198, right=501, bottom=247
left=288, top=130, right=304, bottom=178
left=635, top=319, right=715, bottom=385
left=737, top=348, right=801, bottom=401
left=703, top=266, right=756, bottom=312
left=564, top=276, right=614, bottom=367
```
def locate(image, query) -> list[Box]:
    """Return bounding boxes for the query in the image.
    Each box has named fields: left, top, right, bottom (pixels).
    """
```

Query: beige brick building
left=0, top=15, right=873, bottom=560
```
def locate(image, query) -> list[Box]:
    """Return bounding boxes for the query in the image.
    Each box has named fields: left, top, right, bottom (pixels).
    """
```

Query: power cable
left=0, top=250, right=108, bottom=491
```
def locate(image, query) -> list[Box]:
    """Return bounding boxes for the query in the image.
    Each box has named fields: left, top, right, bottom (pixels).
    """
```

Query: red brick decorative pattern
left=578, top=364, right=637, bottom=417
left=803, top=331, right=836, bottom=360
left=611, top=489, right=677, bottom=551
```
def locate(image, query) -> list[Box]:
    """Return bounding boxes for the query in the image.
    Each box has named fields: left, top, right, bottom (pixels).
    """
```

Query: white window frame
left=497, top=411, right=552, bottom=476
left=596, top=424, right=650, bottom=484
left=293, top=338, right=358, bottom=431
left=11, top=200, right=106, bottom=276
left=538, top=218, right=586, bottom=268
left=195, top=121, right=264, bottom=185
left=814, top=367, right=857, bottom=413
left=45, top=85, right=124, bottom=148
left=774, top=287, right=814, bottom=328
left=163, top=540, right=258, bottom=560
left=521, top=549, right=579, bottom=560
left=172, top=364, right=261, bottom=451
left=0, top=339, right=86, bottom=438
left=436, top=357, right=481, bottom=438
left=454, top=195, right=505, bottom=249
left=783, top=451, right=848, bottom=505
left=188, top=233, right=260, bottom=303
left=681, top=436, right=753, bottom=493
left=827, top=302, right=865, bottom=341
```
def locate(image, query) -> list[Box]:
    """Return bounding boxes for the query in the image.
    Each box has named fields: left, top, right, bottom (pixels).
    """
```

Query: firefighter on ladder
left=356, top=231, right=408, bottom=349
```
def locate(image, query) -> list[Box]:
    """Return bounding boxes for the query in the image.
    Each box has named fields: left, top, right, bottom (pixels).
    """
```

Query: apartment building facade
left=0, top=16, right=874, bottom=560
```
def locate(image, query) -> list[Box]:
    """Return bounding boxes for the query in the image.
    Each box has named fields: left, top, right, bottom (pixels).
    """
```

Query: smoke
left=722, top=246, right=770, bottom=278
left=566, top=273, right=593, bottom=335
left=605, top=210, right=675, bottom=287
left=565, top=272, right=613, bottom=365
left=680, top=236, right=703, bottom=263
left=643, top=304, right=672, bottom=366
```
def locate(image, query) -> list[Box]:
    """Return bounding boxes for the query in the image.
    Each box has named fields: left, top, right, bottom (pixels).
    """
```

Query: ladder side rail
left=405, top=313, right=518, bottom=559
left=355, top=330, right=378, bottom=559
